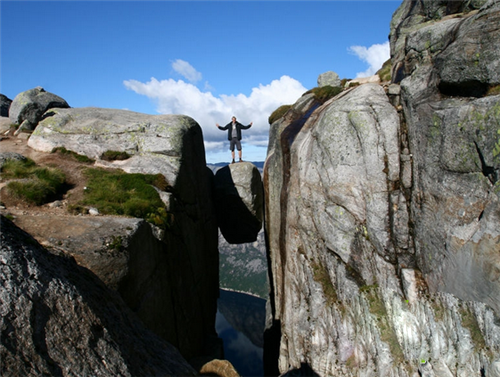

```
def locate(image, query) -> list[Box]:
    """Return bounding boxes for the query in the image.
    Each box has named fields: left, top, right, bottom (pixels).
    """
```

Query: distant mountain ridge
left=218, top=229, right=269, bottom=299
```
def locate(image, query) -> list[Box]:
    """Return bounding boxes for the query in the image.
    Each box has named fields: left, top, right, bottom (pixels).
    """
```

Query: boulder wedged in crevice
left=213, top=162, right=263, bottom=244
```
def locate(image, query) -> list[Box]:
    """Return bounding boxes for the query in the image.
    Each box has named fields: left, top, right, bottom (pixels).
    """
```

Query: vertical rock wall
left=264, top=1, right=500, bottom=376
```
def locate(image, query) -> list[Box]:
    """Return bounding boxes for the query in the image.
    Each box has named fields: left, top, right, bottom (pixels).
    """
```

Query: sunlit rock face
left=391, top=0, right=500, bottom=313
left=263, top=1, right=500, bottom=375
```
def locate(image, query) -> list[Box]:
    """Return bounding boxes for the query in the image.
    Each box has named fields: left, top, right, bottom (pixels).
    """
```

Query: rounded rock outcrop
left=9, top=86, right=69, bottom=130
left=23, top=106, right=220, bottom=361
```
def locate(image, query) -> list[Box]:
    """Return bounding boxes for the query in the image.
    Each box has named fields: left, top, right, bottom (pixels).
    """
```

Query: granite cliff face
left=264, top=0, right=500, bottom=376
left=391, top=0, right=500, bottom=313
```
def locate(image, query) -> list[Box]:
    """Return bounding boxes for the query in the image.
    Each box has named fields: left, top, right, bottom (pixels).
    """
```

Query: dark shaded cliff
left=0, top=215, right=197, bottom=376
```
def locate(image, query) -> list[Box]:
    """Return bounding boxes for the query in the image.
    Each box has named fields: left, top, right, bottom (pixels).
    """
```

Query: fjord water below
left=216, top=289, right=266, bottom=377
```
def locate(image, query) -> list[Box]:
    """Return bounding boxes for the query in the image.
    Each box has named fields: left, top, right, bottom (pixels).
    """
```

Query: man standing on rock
left=216, top=116, right=252, bottom=163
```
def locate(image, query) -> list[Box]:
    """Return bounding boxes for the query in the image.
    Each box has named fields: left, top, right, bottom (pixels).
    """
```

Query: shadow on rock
left=214, top=162, right=263, bottom=244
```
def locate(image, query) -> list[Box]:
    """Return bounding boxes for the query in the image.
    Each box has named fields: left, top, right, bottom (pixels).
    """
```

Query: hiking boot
left=231, top=159, right=235, bottom=164
left=239, top=158, right=243, bottom=162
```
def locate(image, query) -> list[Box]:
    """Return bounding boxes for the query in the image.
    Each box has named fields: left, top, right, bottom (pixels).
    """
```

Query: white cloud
left=123, top=72, right=306, bottom=159
left=171, top=59, right=202, bottom=83
left=349, top=41, right=390, bottom=78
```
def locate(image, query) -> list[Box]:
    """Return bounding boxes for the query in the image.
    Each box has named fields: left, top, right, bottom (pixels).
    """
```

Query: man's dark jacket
left=218, top=121, right=252, bottom=141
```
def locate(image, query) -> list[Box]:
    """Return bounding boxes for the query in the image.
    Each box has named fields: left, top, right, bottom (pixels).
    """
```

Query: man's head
left=232, top=116, right=236, bottom=122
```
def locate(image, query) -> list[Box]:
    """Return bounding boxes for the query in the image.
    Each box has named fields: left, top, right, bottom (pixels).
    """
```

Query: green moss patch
left=101, top=150, right=131, bottom=161
left=459, top=305, right=487, bottom=353
left=429, top=295, right=446, bottom=322
left=311, top=260, right=338, bottom=305
left=307, top=85, right=343, bottom=104
left=362, top=285, right=405, bottom=365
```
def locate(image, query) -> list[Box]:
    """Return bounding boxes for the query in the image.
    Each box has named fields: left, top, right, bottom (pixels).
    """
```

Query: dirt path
left=0, top=133, right=97, bottom=237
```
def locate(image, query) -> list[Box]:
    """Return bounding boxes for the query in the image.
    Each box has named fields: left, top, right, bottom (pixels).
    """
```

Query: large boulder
left=0, top=94, right=12, bottom=117
left=214, top=162, right=263, bottom=244
left=26, top=107, right=220, bottom=361
left=317, top=71, right=341, bottom=88
left=0, top=215, right=197, bottom=377
left=29, top=107, right=198, bottom=187
left=9, top=87, right=69, bottom=130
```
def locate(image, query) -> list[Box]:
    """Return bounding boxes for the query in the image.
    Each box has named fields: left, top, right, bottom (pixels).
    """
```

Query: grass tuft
left=101, top=150, right=131, bottom=161
left=312, top=85, right=342, bottom=104
left=307, top=85, right=343, bottom=104
left=1, top=158, right=37, bottom=178
left=80, top=168, right=172, bottom=228
left=51, top=147, right=94, bottom=163
left=2, top=159, right=67, bottom=205
left=268, top=104, right=292, bottom=125
left=376, top=59, right=392, bottom=82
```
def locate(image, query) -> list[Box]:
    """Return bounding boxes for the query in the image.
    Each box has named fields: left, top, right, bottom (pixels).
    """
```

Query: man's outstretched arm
left=216, top=123, right=230, bottom=130
left=240, top=122, right=253, bottom=130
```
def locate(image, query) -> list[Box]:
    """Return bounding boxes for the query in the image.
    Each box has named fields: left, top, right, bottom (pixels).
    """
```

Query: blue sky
left=1, top=1, right=401, bottom=163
